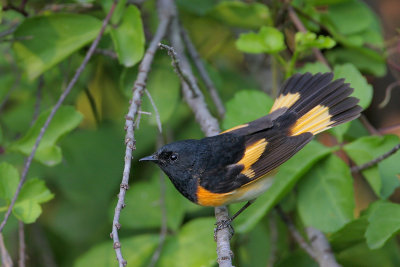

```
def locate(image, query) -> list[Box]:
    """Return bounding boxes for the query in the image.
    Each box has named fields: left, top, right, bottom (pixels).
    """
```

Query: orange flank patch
left=196, top=185, right=233, bottom=206
left=270, top=92, right=300, bottom=112
left=237, top=138, right=268, bottom=178
left=220, top=124, right=248, bottom=134
left=290, top=105, right=333, bottom=136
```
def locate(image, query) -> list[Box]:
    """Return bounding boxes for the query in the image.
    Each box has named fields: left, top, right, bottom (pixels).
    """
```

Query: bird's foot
left=214, top=219, right=234, bottom=241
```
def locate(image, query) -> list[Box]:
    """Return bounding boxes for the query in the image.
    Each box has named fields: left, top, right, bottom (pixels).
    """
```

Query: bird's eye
left=170, top=153, right=178, bottom=161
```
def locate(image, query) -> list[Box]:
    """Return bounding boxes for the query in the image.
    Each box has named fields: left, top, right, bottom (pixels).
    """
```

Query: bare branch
left=0, top=0, right=119, bottom=233
left=145, top=89, right=162, bottom=133
left=111, top=0, right=174, bottom=265
left=378, top=80, right=400, bottom=108
left=148, top=136, right=168, bottom=267
left=168, top=17, right=234, bottom=266
left=19, top=221, right=26, bottom=267
left=276, top=207, right=317, bottom=261
left=306, top=227, right=342, bottom=267
left=94, top=48, right=118, bottom=60
left=0, top=233, right=12, bottom=267
left=359, top=115, right=381, bottom=136
left=179, top=25, right=226, bottom=118
left=351, top=143, right=400, bottom=173
left=159, top=43, right=200, bottom=97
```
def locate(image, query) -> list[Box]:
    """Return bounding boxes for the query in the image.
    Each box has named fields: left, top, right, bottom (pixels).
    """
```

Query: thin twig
left=0, top=233, right=12, bottom=267
left=287, top=5, right=331, bottom=68
left=148, top=136, right=168, bottom=267
left=351, top=143, right=400, bottom=173
left=378, top=80, right=400, bottom=108
left=179, top=25, right=226, bottom=118
left=84, top=87, right=101, bottom=126
left=379, top=123, right=400, bottom=135
left=111, top=0, right=174, bottom=266
left=3, top=1, right=29, bottom=17
left=0, top=0, right=119, bottom=233
left=359, top=115, right=381, bottom=136
left=159, top=43, right=200, bottom=97
left=145, top=89, right=162, bottom=133
left=168, top=17, right=234, bottom=267
left=94, top=48, right=118, bottom=59
left=306, top=227, right=342, bottom=267
left=0, top=23, right=20, bottom=39
left=266, top=213, right=278, bottom=267
left=32, top=223, right=57, bottom=267
left=18, top=221, right=26, bottom=267
left=276, top=206, right=317, bottom=261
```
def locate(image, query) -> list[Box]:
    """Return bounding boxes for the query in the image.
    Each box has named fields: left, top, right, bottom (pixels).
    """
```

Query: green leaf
left=158, top=218, right=216, bottom=267
left=329, top=216, right=368, bottom=252
left=119, top=175, right=185, bottom=231
left=297, top=154, right=354, bottom=232
left=323, top=0, right=373, bottom=35
left=100, top=0, right=127, bottom=25
left=75, top=234, right=159, bottom=267
left=327, top=47, right=386, bottom=77
left=236, top=26, right=286, bottom=54
left=344, top=135, right=400, bottom=198
left=298, top=62, right=331, bottom=74
left=13, top=178, right=53, bottom=223
left=10, top=106, right=83, bottom=166
left=232, top=141, right=332, bottom=233
left=210, top=2, right=271, bottom=28
left=222, top=90, right=273, bottom=130
left=12, top=13, right=102, bottom=80
left=276, top=249, right=318, bottom=267
left=110, top=5, right=145, bottom=67
left=237, top=223, right=271, bottom=267
left=0, top=162, right=19, bottom=201
left=366, top=202, right=400, bottom=249
left=334, top=63, right=373, bottom=109
left=17, top=178, right=54, bottom=204
left=336, top=239, right=400, bottom=267
left=176, top=0, right=217, bottom=15
left=295, top=32, right=336, bottom=52
left=13, top=201, right=42, bottom=224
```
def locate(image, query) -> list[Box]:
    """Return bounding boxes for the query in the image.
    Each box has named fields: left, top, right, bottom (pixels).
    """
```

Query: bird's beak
left=139, top=154, right=158, bottom=162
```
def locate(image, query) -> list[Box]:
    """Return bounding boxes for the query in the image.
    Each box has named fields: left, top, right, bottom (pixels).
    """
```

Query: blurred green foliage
left=0, top=0, right=399, bottom=266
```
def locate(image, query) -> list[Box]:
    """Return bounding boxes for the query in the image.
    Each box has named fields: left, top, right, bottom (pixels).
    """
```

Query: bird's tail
left=269, top=72, right=362, bottom=136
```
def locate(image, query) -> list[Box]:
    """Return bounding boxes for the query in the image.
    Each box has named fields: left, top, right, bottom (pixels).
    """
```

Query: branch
left=378, top=80, right=400, bottom=108
left=306, top=227, right=342, bottom=267
left=179, top=25, right=226, bottom=118
left=110, top=0, right=174, bottom=266
left=167, top=17, right=234, bottom=266
left=359, top=115, right=381, bottom=136
left=351, top=143, right=400, bottom=173
left=0, top=0, right=119, bottom=233
left=0, top=233, right=12, bottom=267
left=276, top=207, right=317, bottom=261
left=19, top=221, right=26, bottom=267
left=287, top=5, right=330, bottom=68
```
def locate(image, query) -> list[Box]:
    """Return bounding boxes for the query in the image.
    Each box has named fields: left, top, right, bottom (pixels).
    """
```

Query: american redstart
left=141, top=72, right=362, bottom=219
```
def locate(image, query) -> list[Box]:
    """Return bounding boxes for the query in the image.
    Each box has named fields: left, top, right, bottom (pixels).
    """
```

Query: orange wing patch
left=270, top=92, right=300, bottom=113
left=237, top=138, right=268, bottom=178
left=290, top=104, right=333, bottom=136
left=196, top=185, right=233, bottom=206
left=220, top=124, right=248, bottom=134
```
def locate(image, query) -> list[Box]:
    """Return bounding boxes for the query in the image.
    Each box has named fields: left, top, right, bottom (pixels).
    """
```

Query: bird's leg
left=214, top=200, right=255, bottom=240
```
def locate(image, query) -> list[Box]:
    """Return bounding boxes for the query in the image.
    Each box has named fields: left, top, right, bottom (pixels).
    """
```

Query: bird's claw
left=214, top=219, right=234, bottom=241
